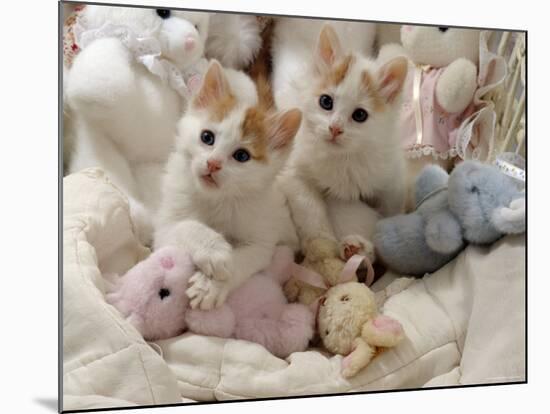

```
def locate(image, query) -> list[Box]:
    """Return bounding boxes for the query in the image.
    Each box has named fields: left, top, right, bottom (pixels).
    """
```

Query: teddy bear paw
left=339, top=234, right=375, bottom=262
left=186, top=271, right=231, bottom=310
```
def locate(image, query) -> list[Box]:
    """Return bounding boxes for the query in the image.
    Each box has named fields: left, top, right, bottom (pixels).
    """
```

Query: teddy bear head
left=106, top=246, right=195, bottom=341
left=317, top=282, right=377, bottom=355
left=400, top=25, right=479, bottom=67
left=303, top=238, right=346, bottom=287
left=448, top=161, right=525, bottom=244
left=81, top=5, right=210, bottom=69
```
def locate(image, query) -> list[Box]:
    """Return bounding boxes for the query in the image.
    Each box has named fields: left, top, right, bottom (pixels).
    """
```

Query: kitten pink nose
left=207, top=159, right=222, bottom=173
left=329, top=124, right=343, bottom=138
left=184, top=37, right=196, bottom=51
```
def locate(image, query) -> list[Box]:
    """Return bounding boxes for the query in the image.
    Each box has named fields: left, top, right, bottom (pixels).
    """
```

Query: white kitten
left=273, top=23, right=408, bottom=260
left=271, top=17, right=377, bottom=110
left=66, top=6, right=210, bottom=245
left=154, top=61, right=302, bottom=310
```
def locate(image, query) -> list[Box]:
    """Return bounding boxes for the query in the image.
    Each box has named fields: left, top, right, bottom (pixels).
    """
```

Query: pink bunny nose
left=184, top=37, right=196, bottom=51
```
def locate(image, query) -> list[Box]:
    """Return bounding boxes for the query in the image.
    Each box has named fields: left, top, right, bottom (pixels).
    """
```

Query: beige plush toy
left=378, top=26, right=481, bottom=209
left=283, top=238, right=347, bottom=306
left=318, top=282, right=405, bottom=378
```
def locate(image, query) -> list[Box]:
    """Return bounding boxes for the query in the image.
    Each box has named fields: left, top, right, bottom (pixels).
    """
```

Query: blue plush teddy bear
left=373, top=161, right=525, bottom=276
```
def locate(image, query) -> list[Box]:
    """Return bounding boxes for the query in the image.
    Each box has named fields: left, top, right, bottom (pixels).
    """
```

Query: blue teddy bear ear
left=415, top=164, right=449, bottom=205
left=491, top=197, right=525, bottom=234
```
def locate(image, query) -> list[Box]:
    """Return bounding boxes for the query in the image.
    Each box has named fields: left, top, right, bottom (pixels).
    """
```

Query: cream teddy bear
left=318, top=281, right=405, bottom=378
left=283, top=238, right=346, bottom=306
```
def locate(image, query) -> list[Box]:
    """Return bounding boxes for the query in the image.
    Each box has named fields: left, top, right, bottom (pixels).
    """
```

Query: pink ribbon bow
left=289, top=254, right=375, bottom=315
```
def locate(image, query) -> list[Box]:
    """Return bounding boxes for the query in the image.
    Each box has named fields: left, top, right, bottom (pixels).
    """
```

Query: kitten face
left=177, top=62, right=302, bottom=198
left=301, top=25, right=407, bottom=154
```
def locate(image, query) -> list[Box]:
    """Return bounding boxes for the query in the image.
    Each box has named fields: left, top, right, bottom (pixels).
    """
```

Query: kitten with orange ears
left=154, top=61, right=302, bottom=310
left=273, top=24, right=409, bottom=261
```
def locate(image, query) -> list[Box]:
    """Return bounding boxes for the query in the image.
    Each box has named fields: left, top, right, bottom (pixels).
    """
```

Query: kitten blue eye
left=438, top=27, right=449, bottom=32
left=352, top=108, right=368, bottom=123
left=233, top=149, right=251, bottom=163
left=200, top=130, right=215, bottom=145
left=319, top=94, right=333, bottom=111
left=156, top=9, right=171, bottom=19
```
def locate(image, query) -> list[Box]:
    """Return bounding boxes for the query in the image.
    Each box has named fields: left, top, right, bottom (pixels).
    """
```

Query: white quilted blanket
left=63, top=168, right=526, bottom=411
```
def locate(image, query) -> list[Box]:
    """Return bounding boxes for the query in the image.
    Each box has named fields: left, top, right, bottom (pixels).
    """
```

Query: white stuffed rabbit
left=65, top=6, right=210, bottom=245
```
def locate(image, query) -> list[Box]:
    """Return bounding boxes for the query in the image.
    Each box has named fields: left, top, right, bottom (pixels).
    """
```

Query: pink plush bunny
left=106, top=245, right=315, bottom=358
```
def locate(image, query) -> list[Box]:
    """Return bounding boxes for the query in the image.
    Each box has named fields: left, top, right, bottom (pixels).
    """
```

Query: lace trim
left=405, top=145, right=459, bottom=160
left=72, top=15, right=203, bottom=99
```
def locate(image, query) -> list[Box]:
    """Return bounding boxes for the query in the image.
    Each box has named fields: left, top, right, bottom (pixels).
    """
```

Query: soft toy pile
left=106, top=246, right=315, bottom=358
left=374, top=160, right=525, bottom=276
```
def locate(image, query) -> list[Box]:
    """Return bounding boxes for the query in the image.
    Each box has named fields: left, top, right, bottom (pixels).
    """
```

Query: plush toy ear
left=491, top=197, right=525, bottom=235
left=315, top=24, right=343, bottom=73
left=376, top=56, right=408, bottom=104
left=362, top=314, right=404, bottom=348
left=414, top=164, right=450, bottom=206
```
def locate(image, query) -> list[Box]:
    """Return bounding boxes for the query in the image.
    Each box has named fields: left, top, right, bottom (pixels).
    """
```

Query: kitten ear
left=268, top=109, right=302, bottom=150
left=193, top=60, right=232, bottom=108
left=315, top=24, right=343, bottom=73
left=376, top=56, right=408, bottom=104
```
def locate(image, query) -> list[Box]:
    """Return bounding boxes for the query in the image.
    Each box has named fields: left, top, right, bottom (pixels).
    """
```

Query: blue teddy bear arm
left=425, top=210, right=465, bottom=255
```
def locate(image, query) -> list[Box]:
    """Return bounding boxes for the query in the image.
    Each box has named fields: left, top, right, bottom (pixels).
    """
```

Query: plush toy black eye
left=201, top=130, right=215, bottom=145
left=325, top=329, right=330, bottom=335
left=319, top=94, right=333, bottom=111
left=438, top=27, right=449, bottom=33
left=470, top=185, right=480, bottom=194
left=351, top=108, right=368, bottom=123
left=194, top=24, right=199, bottom=30
left=156, top=9, right=171, bottom=19
left=233, top=149, right=251, bottom=163
left=159, top=288, right=170, bottom=300
left=340, top=294, right=350, bottom=302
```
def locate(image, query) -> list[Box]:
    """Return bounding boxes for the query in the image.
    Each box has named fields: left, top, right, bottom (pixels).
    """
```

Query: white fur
left=154, top=68, right=299, bottom=310
left=206, top=14, right=262, bottom=69
left=272, top=23, right=406, bottom=251
left=66, top=6, right=210, bottom=244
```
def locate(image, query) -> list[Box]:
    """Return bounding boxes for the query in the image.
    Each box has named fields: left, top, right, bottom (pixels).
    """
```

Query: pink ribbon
left=289, top=255, right=375, bottom=316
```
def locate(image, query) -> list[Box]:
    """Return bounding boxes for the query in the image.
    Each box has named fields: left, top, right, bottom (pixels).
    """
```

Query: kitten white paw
left=192, top=247, right=233, bottom=281
left=186, top=271, right=231, bottom=310
left=339, top=234, right=375, bottom=262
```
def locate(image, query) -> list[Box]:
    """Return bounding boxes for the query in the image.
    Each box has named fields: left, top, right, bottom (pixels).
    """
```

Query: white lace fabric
left=72, top=15, right=205, bottom=100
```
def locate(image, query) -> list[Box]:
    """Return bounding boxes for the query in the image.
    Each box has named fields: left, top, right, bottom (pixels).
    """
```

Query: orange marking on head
left=241, top=106, right=269, bottom=162
left=361, top=69, right=386, bottom=112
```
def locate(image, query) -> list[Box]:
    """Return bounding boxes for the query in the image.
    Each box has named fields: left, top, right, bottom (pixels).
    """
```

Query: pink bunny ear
left=362, top=314, right=404, bottom=348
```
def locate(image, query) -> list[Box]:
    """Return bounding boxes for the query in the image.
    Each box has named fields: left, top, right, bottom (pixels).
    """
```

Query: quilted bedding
left=62, top=168, right=526, bottom=411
